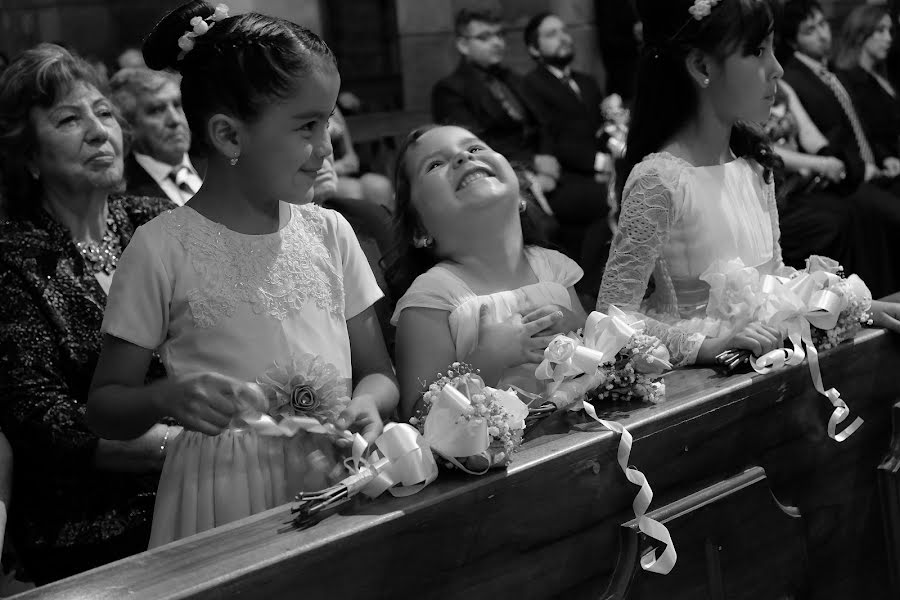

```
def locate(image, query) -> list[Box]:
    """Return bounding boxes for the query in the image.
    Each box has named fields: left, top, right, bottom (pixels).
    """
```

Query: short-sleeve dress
left=101, top=203, right=383, bottom=547
left=392, top=247, right=583, bottom=394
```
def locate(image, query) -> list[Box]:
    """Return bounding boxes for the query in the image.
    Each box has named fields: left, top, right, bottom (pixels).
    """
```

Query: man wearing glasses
left=431, top=9, right=561, bottom=195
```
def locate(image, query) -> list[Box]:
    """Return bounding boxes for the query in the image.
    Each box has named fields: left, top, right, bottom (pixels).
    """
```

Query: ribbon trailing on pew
left=535, top=306, right=677, bottom=575
left=703, top=256, right=869, bottom=442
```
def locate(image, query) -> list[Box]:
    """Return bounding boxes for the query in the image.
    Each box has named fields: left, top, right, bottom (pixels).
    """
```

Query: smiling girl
left=598, top=0, right=900, bottom=368
left=390, top=124, right=585, bottom=420
left=87, top=1, right=397, bottom=546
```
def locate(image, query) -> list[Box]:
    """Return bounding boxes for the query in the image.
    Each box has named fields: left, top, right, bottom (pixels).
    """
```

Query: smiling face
left=403, top=125, right=518, bottom=245
left=708, top=32, right=783, bottom=124
left=29, top=81, right=124, bottom=196
left=863, top=15, right=893, bottom=64
left=236, top=62, right=340, bottom=205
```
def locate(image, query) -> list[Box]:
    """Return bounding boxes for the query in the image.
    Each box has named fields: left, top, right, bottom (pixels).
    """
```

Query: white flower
left=177, top=34, right=196, bottom=53
left=546, top=336, right=577, bottom=363
left=212, top=4, right=230, bottom=21
left=688, top=0, right=720, bottom=20
left=190, top=16, right=210, bottom=35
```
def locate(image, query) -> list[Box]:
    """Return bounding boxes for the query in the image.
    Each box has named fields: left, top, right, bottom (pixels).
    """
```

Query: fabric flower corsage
left=688, top=0, right=721, bottom=20
left=256, top=354, right=351, bottom=425
left=176, top=3, right=230, bottom=60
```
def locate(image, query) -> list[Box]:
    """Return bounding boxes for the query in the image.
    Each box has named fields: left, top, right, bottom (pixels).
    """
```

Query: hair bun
left=143, top=0, right=214, bottom=71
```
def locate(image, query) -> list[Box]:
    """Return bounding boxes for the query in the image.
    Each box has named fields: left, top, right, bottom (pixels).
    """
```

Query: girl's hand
left=730, top=323, right=783, bottom=357
left=869, top=300, right=900, bottom=334
left=153, top=373, right=259, bottom=437
left=817, top=156, right=846, bottom=183
left=883, top=157, right=900, bottom=178
left=336, top=395, right=384, bottom=445
left=529, top=304, right=583, bottom=336
left=474, top=304, right=562, bottom=367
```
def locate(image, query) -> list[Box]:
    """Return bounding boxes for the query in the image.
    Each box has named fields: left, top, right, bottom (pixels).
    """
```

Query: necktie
left=169, top=165, right=197, bottom=196
left=484, top=74, right=526, bottom=122
left=559, top=72, right=581, bottom=99
left=815, top=66, right=876, bottom=166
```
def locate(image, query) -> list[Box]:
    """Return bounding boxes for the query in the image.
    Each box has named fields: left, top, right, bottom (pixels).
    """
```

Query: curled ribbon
left=578, top=400, right=677, bottom=574
left=747, top=269, right=867, bottom=442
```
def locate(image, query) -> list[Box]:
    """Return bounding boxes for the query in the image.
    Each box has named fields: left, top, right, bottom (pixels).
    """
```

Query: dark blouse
left=0, top=193, right=172, bottom=584
left=838, top=65, right=900, bottom=163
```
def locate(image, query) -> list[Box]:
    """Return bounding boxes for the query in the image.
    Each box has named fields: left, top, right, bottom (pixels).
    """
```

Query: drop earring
left=702, top=77, right=710, bottom=87
left=229, top=155, right=239, bottom=166
left=519, top=198, right=527, bottom=213
left=28, top=166, right=39, bottom=180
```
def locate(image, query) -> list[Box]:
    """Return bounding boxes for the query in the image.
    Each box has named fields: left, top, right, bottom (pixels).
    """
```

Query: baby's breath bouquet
left=411, top=363, right=528, bottom=471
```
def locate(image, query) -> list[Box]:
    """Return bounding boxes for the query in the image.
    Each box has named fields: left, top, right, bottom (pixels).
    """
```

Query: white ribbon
left=749, top=271, right=867, bottom=442
left=578, top=400, right=677, bottom=574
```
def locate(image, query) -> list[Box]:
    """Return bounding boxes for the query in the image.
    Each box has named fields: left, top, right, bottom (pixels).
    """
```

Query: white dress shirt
left=133, top=152, right=202, bottom=206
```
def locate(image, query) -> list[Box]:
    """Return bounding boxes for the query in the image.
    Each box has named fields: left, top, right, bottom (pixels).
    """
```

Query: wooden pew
left=20, top=327, right=899, bottom=599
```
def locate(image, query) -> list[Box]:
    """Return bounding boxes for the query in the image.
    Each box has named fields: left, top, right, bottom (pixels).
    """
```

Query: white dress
left=392, top=247, right=583, bottom=394
left=597, top=152, right=783, bottom=366
left=101, top=203, right=383, bottom=547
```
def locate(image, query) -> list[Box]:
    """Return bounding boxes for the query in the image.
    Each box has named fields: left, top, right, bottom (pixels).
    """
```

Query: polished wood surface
left=19, top=327, right=899, bottom=599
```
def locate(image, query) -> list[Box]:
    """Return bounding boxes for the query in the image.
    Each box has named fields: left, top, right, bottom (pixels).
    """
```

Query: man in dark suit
left=110, top=68, right=202, bottom=205
left=431, top=9, right=560, bottom=197
left=779, top=0, right=897, bottom=191
left=521, top=12, right=613, bottom=298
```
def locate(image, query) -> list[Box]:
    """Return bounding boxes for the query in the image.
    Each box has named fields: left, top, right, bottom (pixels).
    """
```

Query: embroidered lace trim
left=162, top=204, right=344, bottom=328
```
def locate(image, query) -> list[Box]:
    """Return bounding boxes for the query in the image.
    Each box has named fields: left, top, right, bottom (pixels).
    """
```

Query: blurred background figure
left=110, top=67, right=202, bottom=205
left=116, top=47, right=147, bottom=71
left=835, top=4, right=900, bottom=176
left=327, top=106, right=395, bottom=214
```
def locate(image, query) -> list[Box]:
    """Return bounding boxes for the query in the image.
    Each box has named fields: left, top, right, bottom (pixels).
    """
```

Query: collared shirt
left=133, top=152, right=202, bottom=206
left=545, top=64, right=582, bottom=97
left=793, top=51, right=828, bottom=74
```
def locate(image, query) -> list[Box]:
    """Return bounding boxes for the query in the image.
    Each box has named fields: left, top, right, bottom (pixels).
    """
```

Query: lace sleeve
left=765, top=176, right=784, bottom=269
left=597, top=159, right=706, bottom=366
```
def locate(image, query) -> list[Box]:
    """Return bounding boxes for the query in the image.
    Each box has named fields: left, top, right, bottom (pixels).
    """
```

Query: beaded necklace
left=74, top=215, right=121, bottom=275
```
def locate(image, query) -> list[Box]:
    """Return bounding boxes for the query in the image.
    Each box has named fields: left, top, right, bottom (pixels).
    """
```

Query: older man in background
left=110, top=68, right=202, bottom=205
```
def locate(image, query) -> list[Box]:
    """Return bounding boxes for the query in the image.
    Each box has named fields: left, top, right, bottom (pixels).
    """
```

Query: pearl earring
left=702, top=77, right=710, bottom=87
left=229, top=156, right=239, bottom=166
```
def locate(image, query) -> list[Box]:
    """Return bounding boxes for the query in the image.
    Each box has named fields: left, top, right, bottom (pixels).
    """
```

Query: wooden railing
left=17, top=326, right=900, bottom=599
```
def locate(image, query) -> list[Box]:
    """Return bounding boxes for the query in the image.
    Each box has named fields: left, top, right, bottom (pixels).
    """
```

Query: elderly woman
left=835, top=4, right=900, bottom=179
left=0, top=44, right=179, bottom=584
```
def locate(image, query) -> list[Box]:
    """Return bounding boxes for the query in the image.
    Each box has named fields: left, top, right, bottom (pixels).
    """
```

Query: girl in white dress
left=87, top=1, right=398, bottom=547
left=390, top=125, right=585, bottom=419
left=598, top=0, right=900, bottom=367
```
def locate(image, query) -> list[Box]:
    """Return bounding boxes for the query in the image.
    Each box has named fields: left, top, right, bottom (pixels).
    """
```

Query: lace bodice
left=597, top=152, right=783, bottom=366
left=102, top=203, right=383, bottom=384
left=162, top=204, right=344, bottom=328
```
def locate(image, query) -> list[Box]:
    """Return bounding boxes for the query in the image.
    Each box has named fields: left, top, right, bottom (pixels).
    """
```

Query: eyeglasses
left=463, top=30, right=506, bottom=42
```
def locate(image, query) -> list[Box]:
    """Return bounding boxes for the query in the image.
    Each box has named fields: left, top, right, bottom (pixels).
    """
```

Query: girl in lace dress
left=389, top=125, right=585, bottom=420
left=87, top=2, right=397, bottom=547
left=597, top=0, right=900, bottom=368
